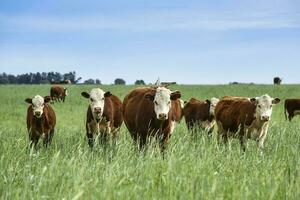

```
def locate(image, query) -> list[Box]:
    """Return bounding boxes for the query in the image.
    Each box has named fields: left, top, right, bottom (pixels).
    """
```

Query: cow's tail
left=284, top=101, right=287, bottom=120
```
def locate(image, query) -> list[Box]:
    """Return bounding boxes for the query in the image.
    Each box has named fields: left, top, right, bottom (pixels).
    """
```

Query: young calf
left=25, top=95, right=56, bottom=147
left=81, top=88, right=123, bottom=147
left=183, top=97, right=219, bottom=134
left=215, top=94, right=280, bottom=151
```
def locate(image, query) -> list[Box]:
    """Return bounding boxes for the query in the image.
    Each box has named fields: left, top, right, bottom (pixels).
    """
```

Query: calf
left=123, top=87, right=182, bottom=150
left=284, top=99, right=300, bottom=121
left=25, top=95, right=56, bottom=147
left=183, top=97, right=219, bottom=134
left=81, top=88, right=123, bottom=147
left=215, top=94, right=280, bottom=151
left=50, top=86, right=68, bottom=102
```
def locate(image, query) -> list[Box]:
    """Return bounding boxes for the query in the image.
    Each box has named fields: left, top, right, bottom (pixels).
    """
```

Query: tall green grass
left=0, top=84, right=299, bottom=199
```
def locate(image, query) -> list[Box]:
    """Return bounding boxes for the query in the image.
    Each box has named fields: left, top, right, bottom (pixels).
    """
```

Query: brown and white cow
left=215, top=94, right=280, bottom=151
left=123, top=87, right=182, bottom=150
left=25, top=95, right=56, bottom=147
left=50, top=85, right=68, bottom=102
left=81, top=88, right=123, bottom=147
left=183, top=97, right=219, bottom=134
left=284, top=99, right=300, bottom=121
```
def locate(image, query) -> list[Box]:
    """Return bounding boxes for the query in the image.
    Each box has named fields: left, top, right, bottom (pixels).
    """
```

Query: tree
left=95, top=79, right=101, bottom=84
left=84, top=79, right=95, bottom=84
left=114, top=78, right=126, bottom=85
left=135, top=79, right=145, bottom=85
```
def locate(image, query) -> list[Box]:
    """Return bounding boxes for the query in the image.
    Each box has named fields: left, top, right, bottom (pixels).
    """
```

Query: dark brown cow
left=25, top=95, right=56, bottom=147
left=215, top=94, right=280, bottom=151
left=50, top=86, right=68, bottom=102
left=81, top=88, right=123, bottom=147
left=183, top=97, right=219, bottom=134
left=123, top=87, right=182, bottom=150
left=284, top=99, right=300, bottom=121
left=273, top=77, right=282, bottom=85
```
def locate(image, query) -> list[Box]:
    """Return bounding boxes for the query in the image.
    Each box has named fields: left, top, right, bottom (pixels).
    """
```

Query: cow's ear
left=81, top=92, right=90, bottom=98
left=250, top=97, right=257, bottom=104
left=25, top=98, right=32, bottom=104
left=44, top=96, right=51, bottom=103
left=104, top=91, right=112, bottom=97
left=170, top=91, right=181, bottom=100
left=272, top=97, right=280, bottom=104
left=145, top=93, right=155, bottom=101
left=205, top=99, right=211, bottom=104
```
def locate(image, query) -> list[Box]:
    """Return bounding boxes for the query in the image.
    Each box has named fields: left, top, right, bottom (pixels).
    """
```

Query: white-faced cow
left=183, top=97, right=219, bottom=134
left=81, top=88, right=123, bottom=147
left=123, top=87, right=182, bottom=150
left=25, top=95, right=56, bottom=147
left=215, top=94, right=280, bottom=151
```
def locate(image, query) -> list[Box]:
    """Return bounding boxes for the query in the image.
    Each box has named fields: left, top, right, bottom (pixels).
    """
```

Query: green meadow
left=0, top=84, right=299, bottom=199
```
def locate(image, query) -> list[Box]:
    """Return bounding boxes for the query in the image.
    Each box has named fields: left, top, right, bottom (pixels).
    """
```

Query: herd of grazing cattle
left=25, top=84, right=300, bottom=152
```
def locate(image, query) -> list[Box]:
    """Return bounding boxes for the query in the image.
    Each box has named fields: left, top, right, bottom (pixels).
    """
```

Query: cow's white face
left=81, top=88, right=111, bottom=119
left=250, top=94, right=280, bottom=122
left=145, top=87, right=181, bottom=120
left=208, top=97, right=219, bottom=116
left=25, top=95, right=51, bottom=118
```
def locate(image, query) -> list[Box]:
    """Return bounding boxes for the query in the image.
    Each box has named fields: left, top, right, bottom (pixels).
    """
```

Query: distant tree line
left=0, top=71, right=81, bottom=84
left=0, top=72, right=146, bottom=85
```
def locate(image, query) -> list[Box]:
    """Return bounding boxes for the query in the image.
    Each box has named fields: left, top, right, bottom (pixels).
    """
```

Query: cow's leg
left=288, top=114, right=293, bottom=121
left=87, top=133, right=94, bottom=148
left=160, top=133, right=170, bottom=153
left=43, top=129, right=54, bottom=147
left=239, top=129, right=246, bottom=152
left=30, top=135, right=39, bottom=149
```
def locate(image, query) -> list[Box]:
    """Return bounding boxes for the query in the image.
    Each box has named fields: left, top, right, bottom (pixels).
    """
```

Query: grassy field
left=0, top=84, right=299, bottom=200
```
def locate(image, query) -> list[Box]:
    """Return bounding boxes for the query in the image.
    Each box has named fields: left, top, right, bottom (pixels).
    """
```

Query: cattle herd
left=25, top=84, right=300, bottom=152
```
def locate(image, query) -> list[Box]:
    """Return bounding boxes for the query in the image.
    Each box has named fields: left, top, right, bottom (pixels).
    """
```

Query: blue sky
left=0, top=0, right=299, bottom=84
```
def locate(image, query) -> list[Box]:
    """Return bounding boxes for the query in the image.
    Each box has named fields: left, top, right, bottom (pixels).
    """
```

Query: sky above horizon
left=0, top=0, right=299, bottom=84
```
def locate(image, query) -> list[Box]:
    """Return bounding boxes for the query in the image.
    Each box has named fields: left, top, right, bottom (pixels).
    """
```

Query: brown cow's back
left=215, top=98, right=255, bottom=133
left=284, top=99, right=300, bottom=121
left=183, top=98, right=211, bottom=129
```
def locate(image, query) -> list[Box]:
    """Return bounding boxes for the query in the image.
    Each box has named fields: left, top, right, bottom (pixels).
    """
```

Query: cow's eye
left=168, top=101, right=171, bottom=105
left=90, top=98, right=94, bottom=102
left=258, top=105, right=261, bottom=108
left=270, top=105, right=272, bottom=108
left=154, top=101, right=158, bottom=105
left=102, top=98, right=105, bottom=100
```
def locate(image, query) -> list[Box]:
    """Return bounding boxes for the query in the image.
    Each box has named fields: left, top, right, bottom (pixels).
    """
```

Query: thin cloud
left=1, top=10, right=299, bottom=32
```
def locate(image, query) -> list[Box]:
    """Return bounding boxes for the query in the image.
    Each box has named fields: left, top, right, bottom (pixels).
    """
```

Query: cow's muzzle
left=158, top=113, right=167, bottom=120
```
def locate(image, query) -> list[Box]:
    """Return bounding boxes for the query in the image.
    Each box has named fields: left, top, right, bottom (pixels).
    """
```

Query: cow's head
left=145, top=87, right=181, bottom=120
left=81, top=88, right=111, bottom=119
left=206, top=97, right=219, bottom=117
left=64, top=88, right=68, bottom=96
left=250, top=94, right=280, bottom=122
left=25, top=95, right=51, bottom=118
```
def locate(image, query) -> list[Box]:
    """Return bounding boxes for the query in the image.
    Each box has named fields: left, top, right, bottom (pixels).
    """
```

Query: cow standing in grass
left=123, top=87, right=182, bottom=150
left=25, top=95, right=56, bottom=147
left=50, top=86, right=68, bottom=102
left=81, top=88, right=123, bottom=147
left=215, top=94, right=280, bottom=151
left=183, top=97, right=219, bottom=134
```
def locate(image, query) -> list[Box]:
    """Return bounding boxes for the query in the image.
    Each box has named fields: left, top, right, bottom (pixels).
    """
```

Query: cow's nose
left=261, top=116, right=270, bottom=121
left=94, top=107, right=102, bottom=114
left=35, top=111, right=41, bottom=116
left=158, top=113, right=167, bottom=120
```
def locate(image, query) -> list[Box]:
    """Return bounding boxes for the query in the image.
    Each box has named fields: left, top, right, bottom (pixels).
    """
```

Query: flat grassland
left=0, top=84, right=299, bottom=199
